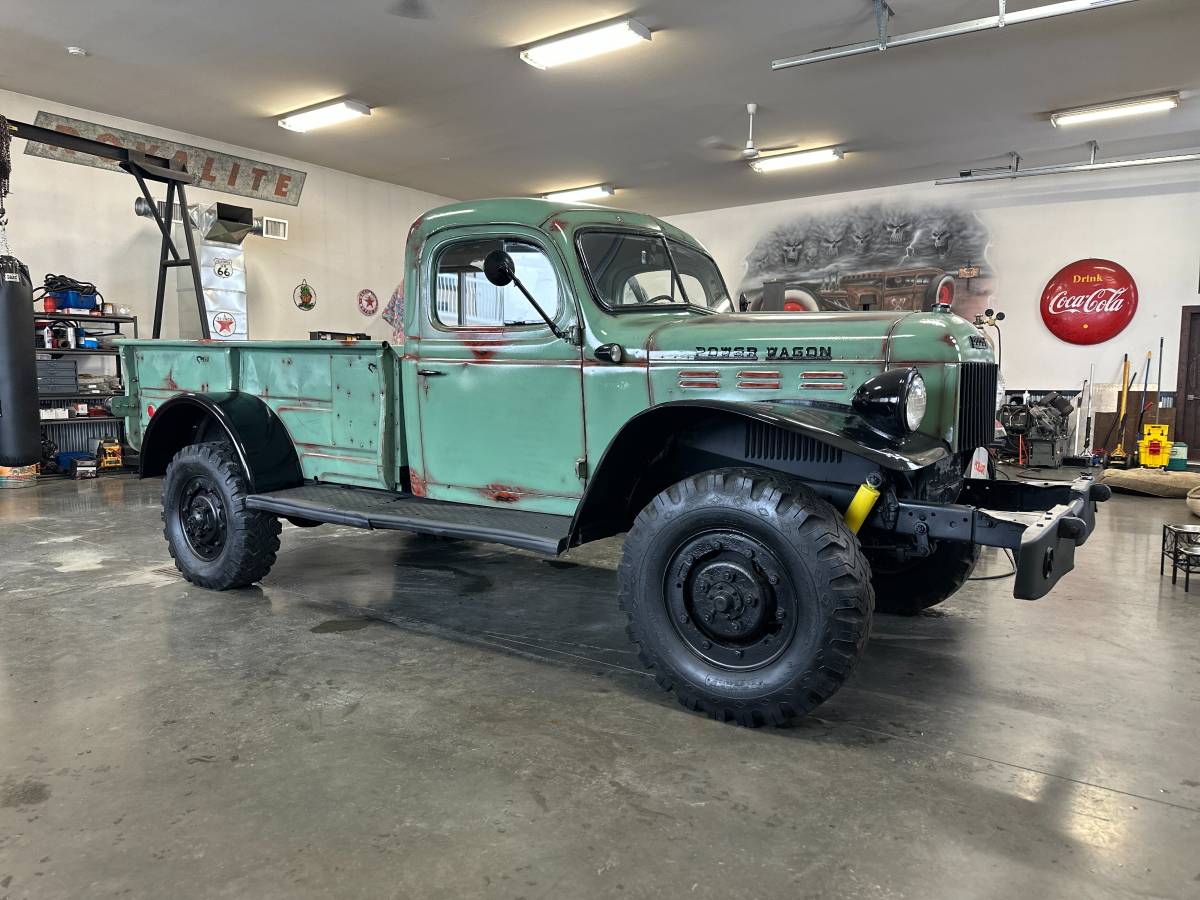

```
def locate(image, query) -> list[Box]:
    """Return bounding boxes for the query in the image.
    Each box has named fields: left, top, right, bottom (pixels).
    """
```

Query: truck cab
left=116, top=198, right=1109, bottom=728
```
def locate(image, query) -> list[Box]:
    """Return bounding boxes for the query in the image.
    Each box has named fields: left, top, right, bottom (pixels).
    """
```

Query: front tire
left=162, top=442, right=281, bottom=589
left=619, top=469, right=873, bottom=727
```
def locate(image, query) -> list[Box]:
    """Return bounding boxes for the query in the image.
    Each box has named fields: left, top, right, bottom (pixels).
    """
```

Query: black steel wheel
left=178, top=475, right=229, bottom=560
left=619, top=468, right=873, bottom=727
left=162, top=442, right=281, bottom=590
left=664, top=530, right=799, bottom=671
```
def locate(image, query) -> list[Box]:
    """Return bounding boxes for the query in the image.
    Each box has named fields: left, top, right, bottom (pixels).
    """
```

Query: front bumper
left=886, top=475, right=1111, bottom=600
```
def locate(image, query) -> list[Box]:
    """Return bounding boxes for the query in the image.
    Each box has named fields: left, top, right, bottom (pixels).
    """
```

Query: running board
left=246, top=483, right=571, bottom=555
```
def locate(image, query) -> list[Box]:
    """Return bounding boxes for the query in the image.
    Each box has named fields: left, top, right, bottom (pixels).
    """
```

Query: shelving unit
left=35, top=312, right=138, bottom=456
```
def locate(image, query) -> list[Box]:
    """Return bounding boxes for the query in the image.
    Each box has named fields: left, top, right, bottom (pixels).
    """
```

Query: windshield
left=577, top=231, right=733, bottom=313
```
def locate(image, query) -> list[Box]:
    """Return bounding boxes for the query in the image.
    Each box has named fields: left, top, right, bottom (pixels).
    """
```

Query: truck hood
left=645, top=310, right=990, bottom=365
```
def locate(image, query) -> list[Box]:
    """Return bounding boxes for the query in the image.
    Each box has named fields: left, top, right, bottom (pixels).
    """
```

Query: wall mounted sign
left=293, top=279, right=316, bottom=311
left=383, top=281, right=405, bottom=340
left=211, top=311, right=237, bottom=337
left=1040, top=259, right=1137, bottom=345
left=357, top=289, right=379, bottom=317
left=25, top=111, right=307, bottom=206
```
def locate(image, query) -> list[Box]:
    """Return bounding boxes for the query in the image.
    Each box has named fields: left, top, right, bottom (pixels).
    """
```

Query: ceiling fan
left=701, top=103, right=798, bottom=161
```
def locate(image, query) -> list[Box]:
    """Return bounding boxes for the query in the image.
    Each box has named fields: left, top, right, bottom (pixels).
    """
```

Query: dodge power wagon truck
left=114, top=198, right=1109, bottom=727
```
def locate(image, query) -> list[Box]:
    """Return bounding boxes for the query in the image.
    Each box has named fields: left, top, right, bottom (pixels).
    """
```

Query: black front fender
left=700, top=399, right=949, bottom=472
left=570, top=399, right=948, bottom=545
left=139, top=392, right=303, bottom=493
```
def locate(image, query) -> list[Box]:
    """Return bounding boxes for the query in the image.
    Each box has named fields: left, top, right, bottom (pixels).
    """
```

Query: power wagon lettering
left=694, top=346, right=758, bottom=360
left=766, top=346, right=833, bottom=361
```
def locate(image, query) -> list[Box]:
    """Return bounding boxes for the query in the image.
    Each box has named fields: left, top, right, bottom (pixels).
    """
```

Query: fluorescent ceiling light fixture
left=278, top=99, right=371, bottom=133
left=521, top=19, right=651, bottom=69
left=542, top=183, right=616, bottom=203
left=1050, top=93, right=1180, bottom=127
left=749, top=147, right=844, bottom=173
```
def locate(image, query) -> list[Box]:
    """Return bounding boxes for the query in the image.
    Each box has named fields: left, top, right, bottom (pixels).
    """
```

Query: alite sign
left=1040, top=259, right=1138, bottom=345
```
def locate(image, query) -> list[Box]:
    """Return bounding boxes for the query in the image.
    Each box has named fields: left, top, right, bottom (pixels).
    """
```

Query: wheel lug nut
left=768, top=574, right=778, bottom=585
left=679, top=614, right=688, bottom=624
left=701, top=640, right=711, bottom=650
left=734, top=650, right=743, bottom=658
left=776, top=609, right=786, bottom=620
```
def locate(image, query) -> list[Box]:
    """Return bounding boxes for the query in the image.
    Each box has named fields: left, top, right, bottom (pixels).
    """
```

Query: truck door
left=411, top=229, right=585, bottom=515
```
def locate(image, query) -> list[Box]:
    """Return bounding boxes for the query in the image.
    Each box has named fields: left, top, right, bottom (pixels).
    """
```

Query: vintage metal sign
left=1040, top=258, right=1137, bottom=345
left=23, top=111, right=307, bottom=206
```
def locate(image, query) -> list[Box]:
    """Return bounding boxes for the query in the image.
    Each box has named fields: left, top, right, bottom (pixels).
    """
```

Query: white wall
left=1, top=87, right=449, bottom=346
left=667, top=165, right=1200, bottom=393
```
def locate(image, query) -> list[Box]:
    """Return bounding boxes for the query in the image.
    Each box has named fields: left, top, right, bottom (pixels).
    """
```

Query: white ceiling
left=2, top=0, right=1198, bottom=215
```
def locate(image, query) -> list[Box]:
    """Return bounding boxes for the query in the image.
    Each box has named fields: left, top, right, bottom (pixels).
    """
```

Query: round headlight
left=904, top=373, right=927, bottom=432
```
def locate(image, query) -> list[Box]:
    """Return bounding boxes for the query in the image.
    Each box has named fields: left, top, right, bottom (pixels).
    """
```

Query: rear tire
left=618, top=469, right=873, bottom=727
left=868, top=542, right=980, bottom=615
left=162, top=442, right=281, bottom=589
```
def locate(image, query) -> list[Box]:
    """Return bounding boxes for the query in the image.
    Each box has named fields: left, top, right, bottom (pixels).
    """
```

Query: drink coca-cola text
left=1044, top=286, right=1131, bottom=316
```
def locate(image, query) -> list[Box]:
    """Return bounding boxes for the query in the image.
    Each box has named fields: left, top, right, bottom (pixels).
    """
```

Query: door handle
left=417, top=369, right=446, bottom=377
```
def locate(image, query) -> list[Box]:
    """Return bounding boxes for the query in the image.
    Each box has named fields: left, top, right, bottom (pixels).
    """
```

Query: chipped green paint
left=119, top=198, right=995, bottom=511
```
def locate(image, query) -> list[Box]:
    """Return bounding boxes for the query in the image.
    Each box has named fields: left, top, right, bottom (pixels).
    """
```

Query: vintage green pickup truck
left=113, top=198, right=1109, bottom=727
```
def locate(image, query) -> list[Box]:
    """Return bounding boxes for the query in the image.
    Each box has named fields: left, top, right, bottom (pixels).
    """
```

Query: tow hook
left=913, top=521, right=931, bottom=557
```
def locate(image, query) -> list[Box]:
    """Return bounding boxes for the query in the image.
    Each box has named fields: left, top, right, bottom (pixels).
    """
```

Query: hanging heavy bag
left=0, top=254, right=39, bottom=466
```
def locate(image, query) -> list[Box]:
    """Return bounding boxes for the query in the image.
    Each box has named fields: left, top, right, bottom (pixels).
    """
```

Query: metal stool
left=1163, top=523, right=1200, bottom=591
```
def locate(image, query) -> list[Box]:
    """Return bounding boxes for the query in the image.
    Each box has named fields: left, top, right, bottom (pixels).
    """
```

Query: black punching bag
left=0, top=254, right=39, bottom=467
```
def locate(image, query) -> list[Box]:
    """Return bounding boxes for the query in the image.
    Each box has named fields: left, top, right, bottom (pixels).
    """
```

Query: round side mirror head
left=594, top=342, right=626, bottom=364
left=483, top=249, right=515, bottom=287
left=984, top=308, right=994, bottom=317
left=995, top=311, right=1006, bottom=321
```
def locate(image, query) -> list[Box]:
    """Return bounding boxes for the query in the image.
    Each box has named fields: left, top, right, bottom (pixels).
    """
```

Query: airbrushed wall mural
left=736, top=202, right=994, bottom=322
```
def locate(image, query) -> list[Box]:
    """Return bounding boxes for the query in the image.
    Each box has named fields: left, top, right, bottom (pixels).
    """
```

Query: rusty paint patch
left=482, top=483, right=522, bottom=503
left=163, top=370, right=179, bottom=390
left=406, top=216, right=424, bottom=245
left=463, top=339, right=507, bottom=361
left=409, top=469, right=427, bottom=497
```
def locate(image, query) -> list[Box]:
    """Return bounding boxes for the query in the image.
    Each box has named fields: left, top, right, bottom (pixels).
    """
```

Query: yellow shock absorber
left=844, top=475, right=882, bottom=534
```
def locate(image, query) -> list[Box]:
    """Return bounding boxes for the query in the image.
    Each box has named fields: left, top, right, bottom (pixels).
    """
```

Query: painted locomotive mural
left=736, top=202, right=994, bottom=320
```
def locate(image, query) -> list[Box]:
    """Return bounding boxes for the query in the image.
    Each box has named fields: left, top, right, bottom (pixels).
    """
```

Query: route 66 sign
left=212, top=258, right=235, bottom=279
left=357, top=289, right=379, bottom=317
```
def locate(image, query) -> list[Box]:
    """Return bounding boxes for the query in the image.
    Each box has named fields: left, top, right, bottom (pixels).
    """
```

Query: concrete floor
left=1, top=473, right=1198, bottom=900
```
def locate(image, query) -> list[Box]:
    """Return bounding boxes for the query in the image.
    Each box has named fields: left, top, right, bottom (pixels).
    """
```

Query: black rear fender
left=139, top=392, right=303, bottom=493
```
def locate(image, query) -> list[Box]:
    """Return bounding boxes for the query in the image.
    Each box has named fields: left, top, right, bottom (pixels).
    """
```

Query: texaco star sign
left=212, top=311, right=237, bottom=337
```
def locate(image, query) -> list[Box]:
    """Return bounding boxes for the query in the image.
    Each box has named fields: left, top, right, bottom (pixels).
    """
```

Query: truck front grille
left=957, top=362, right=999, bottom=452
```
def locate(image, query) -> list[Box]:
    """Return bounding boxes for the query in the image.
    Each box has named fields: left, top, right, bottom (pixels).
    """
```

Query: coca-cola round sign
left=1040, top=259, right=1137, bottom=345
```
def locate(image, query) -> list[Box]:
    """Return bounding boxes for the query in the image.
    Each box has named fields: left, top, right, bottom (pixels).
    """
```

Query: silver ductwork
left=134, top=199, right=286, bottom=341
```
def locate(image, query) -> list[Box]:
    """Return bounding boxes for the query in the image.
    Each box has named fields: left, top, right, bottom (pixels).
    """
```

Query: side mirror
left=483, top=250, right=515, bottom=287
left=594, top=342, right=625, bottom=364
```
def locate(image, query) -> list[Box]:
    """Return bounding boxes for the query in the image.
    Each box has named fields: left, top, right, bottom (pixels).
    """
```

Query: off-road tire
left=162, top=442, right=281, bottom=589
left=869, top=542, right=981, bottom=615
left=618, top=468, right=874, bottom=727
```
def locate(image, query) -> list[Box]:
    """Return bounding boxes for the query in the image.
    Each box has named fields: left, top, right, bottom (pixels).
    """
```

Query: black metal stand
left=4, top=119, right=210, bottom=339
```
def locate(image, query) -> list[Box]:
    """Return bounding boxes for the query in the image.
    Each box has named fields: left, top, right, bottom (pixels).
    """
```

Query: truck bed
left=118, top=340, right=404, bottom=491
left=246, top=483, right=572, bottom=555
